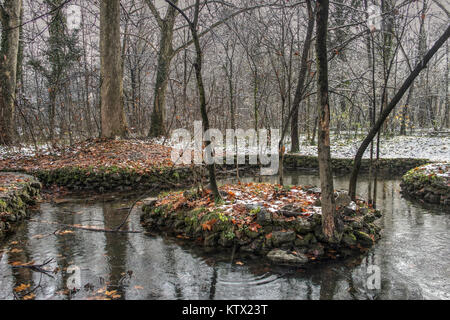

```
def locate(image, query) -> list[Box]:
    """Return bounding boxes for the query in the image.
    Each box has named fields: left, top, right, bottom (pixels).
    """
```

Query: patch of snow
left=416, top=163, right=449, bottom=180
left=288, top=134, right=450, bottom=161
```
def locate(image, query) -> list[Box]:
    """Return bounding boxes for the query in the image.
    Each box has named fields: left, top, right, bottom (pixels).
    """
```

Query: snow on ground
left=0, top=145, right=51, bottom=160
left=216, top=184, right=321, bottom=217
left=415, top=163, right=450, bottom=179
left=289, top=134, right=450, bottom=162
left=1, top=134, right=448, bottom=162
left=166, top=133, right=449, bottom=162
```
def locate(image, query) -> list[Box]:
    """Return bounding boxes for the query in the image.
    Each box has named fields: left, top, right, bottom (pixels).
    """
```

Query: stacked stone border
left=400, top=164, right=449, bottom=206
left=140, top=189, right=383, bottom=266
left=0, top=173, right=42, bottom=238
left=1, top=155, right=431, bottom=193
left=284, top=155, right=429, bottom=174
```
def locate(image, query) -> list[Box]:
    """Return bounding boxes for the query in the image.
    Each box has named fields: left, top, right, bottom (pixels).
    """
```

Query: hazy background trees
left=0, top=0, right=448, bottom=148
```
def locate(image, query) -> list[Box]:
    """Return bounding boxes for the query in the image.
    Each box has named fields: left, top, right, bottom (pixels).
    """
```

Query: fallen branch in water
left=114, top=196, right=145, bottom=232
left=13, top=273, right=44, bottom=300
left=29, top=219, right=142, bottom=234
left=12, top=258, right=55, bottom=278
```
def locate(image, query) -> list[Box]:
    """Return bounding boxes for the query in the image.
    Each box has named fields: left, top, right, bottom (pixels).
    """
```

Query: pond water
left=0, top=172, right=449, bottom=300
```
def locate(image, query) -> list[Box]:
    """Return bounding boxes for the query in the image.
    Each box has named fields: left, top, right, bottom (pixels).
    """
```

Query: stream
left=0, top=172, right=449, bottom=300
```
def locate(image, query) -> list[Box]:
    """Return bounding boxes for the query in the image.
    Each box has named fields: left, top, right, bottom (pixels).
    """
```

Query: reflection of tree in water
left=102, top=202, right=128, bottom=299
left=161, top=240, right=184, bottom=299
left=54, top=205, right=77, bottom=299
left=209, top=266, right=218, bottom=300
left=7, top=227, right=33, bottom=299
left=318, top=267, right=338, bottom=300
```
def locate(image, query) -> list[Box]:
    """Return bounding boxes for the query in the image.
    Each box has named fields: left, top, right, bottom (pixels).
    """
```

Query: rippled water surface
left=0, top=173, right=449, bottom=300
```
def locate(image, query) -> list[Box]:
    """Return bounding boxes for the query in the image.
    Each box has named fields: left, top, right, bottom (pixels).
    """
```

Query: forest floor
left=0, top=139, right=176, bottom=173
left=0, top=134, right=448, bottom=173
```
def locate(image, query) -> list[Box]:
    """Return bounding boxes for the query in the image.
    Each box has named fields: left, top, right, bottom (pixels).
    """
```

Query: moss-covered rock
left=354, top=231, right=374, bottom=246
left=284, top=154, right=429, bottom=174
left=140, top=184, right=384, bottom=266
left=342, top=232, right=357, bottom=246
left=400, top=163, right=449, bottom=206
left=0, top=172, right=41, bottom=238
left=27, top=165, right=199, bottom=193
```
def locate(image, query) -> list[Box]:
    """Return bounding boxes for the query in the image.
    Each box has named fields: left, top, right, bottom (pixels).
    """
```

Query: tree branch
left=172, top=2, right=281, bottom=57
left=348, top=24, right=450, bottom=199
left=143, top=0, right=164, bottom=29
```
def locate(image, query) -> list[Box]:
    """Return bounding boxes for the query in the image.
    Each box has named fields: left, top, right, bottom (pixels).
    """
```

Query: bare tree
left=0, top=0, right=22, bottom=145
left=100, top=0, right=128, bottom=138
left=316, top=0, right=338, bottom=242
left=349, top=24, right=450, bottom=200
left=164, top=0, right=221, bottom=200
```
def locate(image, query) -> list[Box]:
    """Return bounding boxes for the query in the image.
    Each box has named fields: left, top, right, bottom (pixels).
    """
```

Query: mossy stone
left=342, top=232, right=357, bottom=246
left=355, top=231, right=374, bottom=246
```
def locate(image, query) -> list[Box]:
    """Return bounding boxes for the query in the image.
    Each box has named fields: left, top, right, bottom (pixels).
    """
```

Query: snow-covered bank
left=1, top=134, right=448, bottom=163
left=289, top=135, right=449, bottom=162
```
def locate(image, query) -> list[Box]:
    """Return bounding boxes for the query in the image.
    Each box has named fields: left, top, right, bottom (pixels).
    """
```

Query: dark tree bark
left=46, top=0, right=65, bottom=146
left=0, top=0, right=22, bottom=145
left=146, top=0, right=178, bottom=138
left=290, top=0, right=314, bottom=153
left=100, top=0, right=128, bottom=139
left=316, top=0, right=338, bottom=242
left=348, top=24, right=450, bottom=199
left=164, top=0, right=221, bottom=201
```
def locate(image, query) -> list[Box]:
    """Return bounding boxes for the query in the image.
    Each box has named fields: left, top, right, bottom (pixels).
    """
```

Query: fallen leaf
left=57, top=230, right=75, bottom=235
left=22, top=293, right=36, bottom=300
left=14, top=284, right=31, bottom=293
left=105, top=290, right=117, bottom=296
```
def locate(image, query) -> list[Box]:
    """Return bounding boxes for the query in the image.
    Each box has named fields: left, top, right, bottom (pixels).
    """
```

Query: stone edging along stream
left=284, top=155, right=429, bottom=174
left=1, top=155, right=430, bottom=192
left=400, top=163, right=450, bottom=206
left=0, top=155, right=433, bottom=244
left=0, top=172, right=42, bottom=238
left=140, top=188, right=383, bottom=266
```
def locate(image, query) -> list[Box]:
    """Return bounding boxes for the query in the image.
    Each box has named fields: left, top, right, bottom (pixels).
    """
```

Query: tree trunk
left=164, top=0, right=221, bottom=200
left=316, top=0, right=337, bottom=242
left=417, top=0, right=428, bottom=128
left=286, top=0, right=314, bottom=152
left=190, top=4, right=220, bottom=201
left=444, top=41, right=449, bottom=128
left=400, top=84, right=413, bottom=135
left=348, top=24, right=450, bottom=199
left=0, top=0, right=22, bottom=145
left=81, top=7, right=93, bottom=138
left=46, top=0, right=66, bottom=146
left=148, top=0, right=178, bottom=138
left=100, top=0, right=128, bottom=139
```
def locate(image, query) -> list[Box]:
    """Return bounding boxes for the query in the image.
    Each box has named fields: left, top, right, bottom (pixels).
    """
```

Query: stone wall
left=400, top=163, right=449, bottom=206
left=27, top=166, right=197, bottom=192
left=0, top=172, right=42, bottom=238
left=140, top=191, right=383, bottom=266
left=1, top=155, right=430, bottom=193
left=284, top=155, right=429, bottom=174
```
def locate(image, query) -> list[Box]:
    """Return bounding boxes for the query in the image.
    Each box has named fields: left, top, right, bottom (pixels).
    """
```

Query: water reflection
left=0, top=172, right=448, bottom=300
